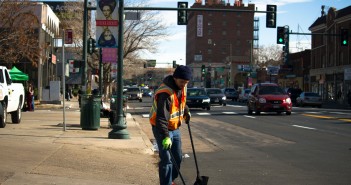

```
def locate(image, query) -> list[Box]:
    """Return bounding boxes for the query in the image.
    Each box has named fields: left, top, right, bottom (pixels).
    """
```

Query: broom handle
left=187, top=122, right=200, bottom=177
left=169, top=150, right=187, bottom=185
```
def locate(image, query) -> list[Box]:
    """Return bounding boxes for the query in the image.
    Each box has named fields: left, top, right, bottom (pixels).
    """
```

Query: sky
left=139, top=0, right=350, bottom=67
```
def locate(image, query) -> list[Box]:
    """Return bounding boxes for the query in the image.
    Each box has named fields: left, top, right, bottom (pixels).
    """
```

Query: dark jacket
left=155, top=75, right=189, bottom=139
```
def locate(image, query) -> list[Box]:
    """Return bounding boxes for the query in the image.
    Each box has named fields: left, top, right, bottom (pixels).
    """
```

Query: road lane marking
left=302, top=114, right=334, bottom=119
left=330, top=112, right=350, bottom=115
left=338, top=119, right=351, bottom=122
left=223, top=112, right=238, bottom=114
left=244, top=115, right=256, bottom=119
left=196, top=112, right=211, bottom=116
left=304, top=112, right=320, bottom=114
left=303, top=114, right=351, bottom=123
left=227, top=105, right=244, bottom=108
left=292, top=125, right=316, bottom=130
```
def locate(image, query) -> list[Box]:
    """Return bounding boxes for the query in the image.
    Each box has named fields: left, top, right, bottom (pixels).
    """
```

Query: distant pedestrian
left=26, top=82, right=34, bottom=111
left=78, top=89, right=83, bottom=108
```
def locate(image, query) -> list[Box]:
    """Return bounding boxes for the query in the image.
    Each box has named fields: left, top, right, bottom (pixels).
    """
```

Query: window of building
left=208, top=21, right=212, bottom=26
left=236, top=30, right=241, bottom=36
left=209, top=13, right=212, bottom=16
left=208, top=48, right=212, bottom=54
left=222, top=21, right=227, bottom=26
left=208, top=39, right=213, bottom=45
left=236, top=40, right=241, bottom=46
left=208, top=29, right=212, bottom=35
left=236, top=12, right=241, bottom=17
left=221, top=47, right=227, bottom=55
left=222, top=30, right=227, bottom=35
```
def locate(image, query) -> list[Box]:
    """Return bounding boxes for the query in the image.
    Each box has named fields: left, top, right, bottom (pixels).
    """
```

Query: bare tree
left=0, top=1, right=41, bottom=66
left=57, top=0, right=168, bottom=95
left=255, top=45, right=283, bottom=68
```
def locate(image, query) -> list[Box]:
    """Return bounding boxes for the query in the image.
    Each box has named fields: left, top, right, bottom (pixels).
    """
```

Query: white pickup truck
left=0, top=66, right=25, bottom=128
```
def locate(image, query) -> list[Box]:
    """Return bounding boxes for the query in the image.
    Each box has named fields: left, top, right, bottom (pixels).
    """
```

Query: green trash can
left=80, top=94, right=101, bottom=130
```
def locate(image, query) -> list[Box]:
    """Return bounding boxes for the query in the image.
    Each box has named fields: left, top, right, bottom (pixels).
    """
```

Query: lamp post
left=108, top=0, right=130, bottom=139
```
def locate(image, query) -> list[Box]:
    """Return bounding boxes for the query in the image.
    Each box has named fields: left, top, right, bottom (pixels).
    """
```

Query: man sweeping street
left=149, top=65, right=192, bottom=185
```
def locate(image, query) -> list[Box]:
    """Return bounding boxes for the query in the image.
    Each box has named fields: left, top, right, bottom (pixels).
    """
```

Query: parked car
left=126, top=87, right=143, bottom=102
left=0, top=66, right=25, bottom=128
left=205, top=88, right=227, bottom=106
left=296, top=92, right=322, bottom=108
left=247, top=83, right=292, bottom=115
left=222, top=88, right=238, bottom=101
left=186, top=88, right=211, bottom=110
left=238, top=88, right=251, bottom=103
left=142, top=89, right=153, bottom=97
left=286, top=87, right=302, bottom=105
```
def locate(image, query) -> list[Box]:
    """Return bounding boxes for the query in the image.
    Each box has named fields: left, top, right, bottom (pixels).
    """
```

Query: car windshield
left=128, top=88, right=140, bottom=92
left=305, top=92, right=319, bottom=97
left=187, top=89, right=207, bottom=96
left=259, top=86, right=285, bottom=95
left=207, top=89, right=222, bottom=94
left=225, top=89, right=235, bottom=93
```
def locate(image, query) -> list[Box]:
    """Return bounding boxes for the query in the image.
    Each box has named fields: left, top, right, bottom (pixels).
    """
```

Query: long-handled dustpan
left=187, top=122, right=209, bottom=185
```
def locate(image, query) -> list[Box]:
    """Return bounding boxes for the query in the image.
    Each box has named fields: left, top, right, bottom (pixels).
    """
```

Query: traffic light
left=341, top=29, right=348, bottom=46
left=201, top=65, right=205, bottom=76
left=173, top=60, right=177, bottom=68
left=266, top=5, right=277, bottom=28
left=284, top=26, right=289, bottom=45
left=277, top=26, right=284, bottom=44
left=88, top=37, right=96, bottom=54
left=177, top=2, right=188, bottom=25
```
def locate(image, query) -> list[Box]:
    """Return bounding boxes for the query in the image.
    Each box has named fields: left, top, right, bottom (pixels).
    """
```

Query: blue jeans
left=152, top=126, right=182, bottom=185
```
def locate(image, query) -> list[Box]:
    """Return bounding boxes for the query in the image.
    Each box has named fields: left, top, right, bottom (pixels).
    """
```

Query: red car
left=247, top=83, right=292, bottom=115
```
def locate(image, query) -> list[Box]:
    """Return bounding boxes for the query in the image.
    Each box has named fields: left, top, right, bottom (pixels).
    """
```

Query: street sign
left=65, top=29, right=73, bottom=44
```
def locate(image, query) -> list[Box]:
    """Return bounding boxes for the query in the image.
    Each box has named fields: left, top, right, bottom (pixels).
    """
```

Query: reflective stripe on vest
left=149, top=84, right=187, bottom=130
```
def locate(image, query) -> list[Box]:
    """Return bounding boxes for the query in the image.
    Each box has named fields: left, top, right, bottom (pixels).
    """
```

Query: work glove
left=162, top=137, right=172, bottom=150
left=184, top=112, right=191, bottom=124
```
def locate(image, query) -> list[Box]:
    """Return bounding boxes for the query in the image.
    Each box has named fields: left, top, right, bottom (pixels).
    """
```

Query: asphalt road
left=128, top=97, right=351, bottom=185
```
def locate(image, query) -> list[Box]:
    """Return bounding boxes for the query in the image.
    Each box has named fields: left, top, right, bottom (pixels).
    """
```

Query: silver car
left=296, top=92, right=322, bottom=108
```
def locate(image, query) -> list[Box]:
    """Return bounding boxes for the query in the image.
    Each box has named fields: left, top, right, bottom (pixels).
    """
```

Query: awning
left=9, top=67, right=29, bottom=81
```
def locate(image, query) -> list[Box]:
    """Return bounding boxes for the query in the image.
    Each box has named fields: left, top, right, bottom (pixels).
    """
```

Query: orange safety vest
left=149, top=84, right=187, bottom=130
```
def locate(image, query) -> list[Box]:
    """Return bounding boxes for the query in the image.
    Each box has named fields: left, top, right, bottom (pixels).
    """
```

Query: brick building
left=277, top=50, right=311, bottom=91
left=309, top=5, right=351, bottom=102
left=186, top=0, right=256, bottom=88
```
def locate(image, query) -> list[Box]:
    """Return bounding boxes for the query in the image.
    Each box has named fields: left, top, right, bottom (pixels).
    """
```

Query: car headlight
left=202, top=98, right=210, bottom=103
left=258, top=97, right=266, bottom=103
left=222, top=96, right=226, bottom=100
left=285, top=98, right=292, bottom=104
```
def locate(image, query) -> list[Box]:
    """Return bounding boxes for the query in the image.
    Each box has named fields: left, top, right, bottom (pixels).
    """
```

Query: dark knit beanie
left=173, top=65, right=192, bottom=80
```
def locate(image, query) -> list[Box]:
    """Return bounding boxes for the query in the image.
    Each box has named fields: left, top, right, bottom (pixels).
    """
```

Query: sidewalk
left=0, top=99, right=159, bottom=185
left=321, top=100, right=351, bottom=109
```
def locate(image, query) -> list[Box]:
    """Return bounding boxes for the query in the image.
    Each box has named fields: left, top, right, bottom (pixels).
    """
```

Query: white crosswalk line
left=142, top=114, right=149, bottom=118
left=223, top=112, right=238, bottom=114
left=196, top=112, right=211, bottom=116
left=244, top=115, right=256, bottom=118
left=227, top=104, right=244, bottom=108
